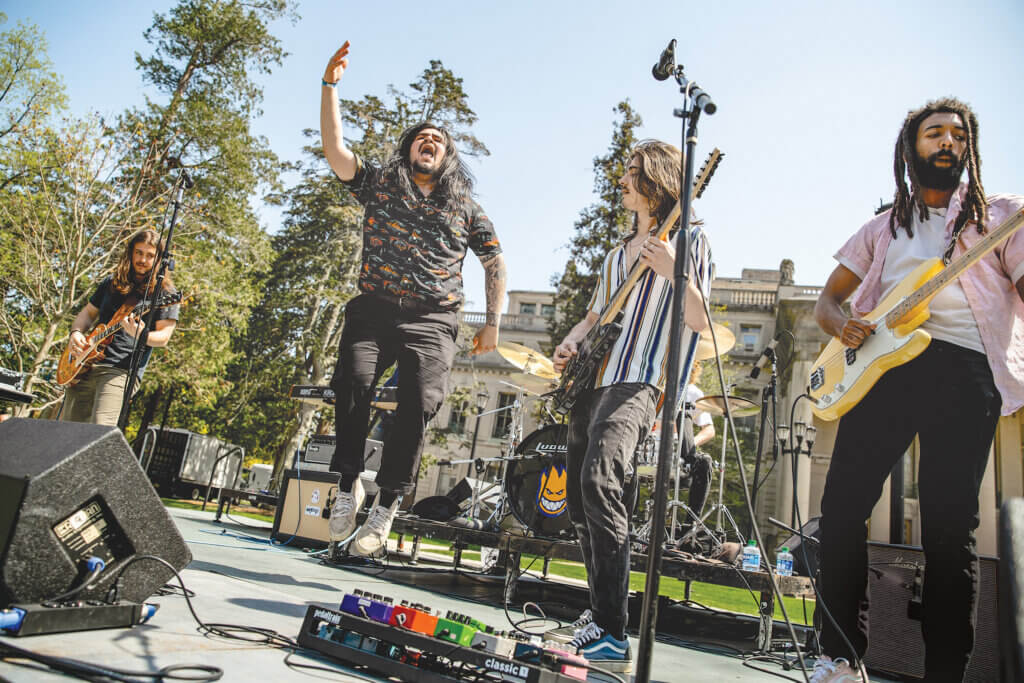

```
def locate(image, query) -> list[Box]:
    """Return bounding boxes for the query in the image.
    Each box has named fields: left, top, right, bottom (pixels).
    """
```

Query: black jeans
left=567, top=382, right=659, bottom=641
left=329, top=294, right=458, bottom=495
left=818, top=340, right=1001, bottom=681
left=680, top=414, right=713, bottom=517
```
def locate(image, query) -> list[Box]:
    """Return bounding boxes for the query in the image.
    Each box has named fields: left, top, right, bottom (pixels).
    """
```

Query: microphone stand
left=116, top=168, right=193, bottom=431
left=748, top=348, right=778, bottom=538
left=636, top=62, right=714, bottom=683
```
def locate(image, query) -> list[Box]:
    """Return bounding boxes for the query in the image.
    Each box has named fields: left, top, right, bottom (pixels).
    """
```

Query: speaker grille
left=864, top=542, right=998, bottom=682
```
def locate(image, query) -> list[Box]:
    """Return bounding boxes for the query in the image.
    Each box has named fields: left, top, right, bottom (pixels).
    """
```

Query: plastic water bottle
left=776, top=546, right=794, bottom=577
left=741, top=539, right=761, bottom=572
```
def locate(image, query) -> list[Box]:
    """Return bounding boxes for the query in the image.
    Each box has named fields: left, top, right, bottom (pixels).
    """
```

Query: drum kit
left=441, top=330, right=761, bottom=556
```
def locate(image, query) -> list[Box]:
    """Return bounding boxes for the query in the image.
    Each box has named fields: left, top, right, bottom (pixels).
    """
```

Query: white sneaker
left=350, top=494, right=400, bottom=557
left=809, top=655, right=865, bottom=683
left=328, top=478, right=365, bottom=541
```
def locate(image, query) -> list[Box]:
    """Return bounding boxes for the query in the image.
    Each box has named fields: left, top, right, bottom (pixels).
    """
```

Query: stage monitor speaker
left=271, top=469, right=341, bottom=549
left=777, top=516, right=821, bottom=578
left=1000, top=497, right=1024, bottom=683
left=863, top=541, right=998, bottom=682
left=0, top=418, right=192, bottom=605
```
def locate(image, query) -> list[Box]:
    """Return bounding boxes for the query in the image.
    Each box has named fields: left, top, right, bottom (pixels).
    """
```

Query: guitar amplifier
left=271, top=469, right=340, bottom=548
left=303, top=435, right=335, bottom=465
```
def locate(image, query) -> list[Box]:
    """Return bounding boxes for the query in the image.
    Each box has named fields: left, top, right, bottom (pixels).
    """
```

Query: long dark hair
left=112, top=229, right=172, bottom=295
left=624, top=139, right=686, bottom=243
left=891, top=97, right=987, bottom=250
left=382, top=122, right=475, bottom=214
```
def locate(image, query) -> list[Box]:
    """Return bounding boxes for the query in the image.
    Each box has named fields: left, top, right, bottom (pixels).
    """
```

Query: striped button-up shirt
left=588, top=226, right=713, bottom=393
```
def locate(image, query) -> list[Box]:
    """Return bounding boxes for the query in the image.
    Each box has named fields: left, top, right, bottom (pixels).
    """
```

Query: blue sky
left=7, top=0, right=1024, bottom=311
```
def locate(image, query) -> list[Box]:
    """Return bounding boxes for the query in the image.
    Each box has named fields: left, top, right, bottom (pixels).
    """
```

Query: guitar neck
left=885, top=208, right=1024, bottom=326
left=597, top=148, right=722, bottom=326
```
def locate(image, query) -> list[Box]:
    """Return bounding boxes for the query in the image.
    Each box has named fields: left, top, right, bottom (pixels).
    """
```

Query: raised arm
left=320, top=42, right=357, bottom=182
left=471, top=253, right=507, bottom=355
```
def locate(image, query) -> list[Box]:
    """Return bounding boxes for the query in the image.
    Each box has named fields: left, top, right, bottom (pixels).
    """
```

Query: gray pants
left=60, top=366, right=129, bottom=426
left=567, top=382, right=659, bottom=640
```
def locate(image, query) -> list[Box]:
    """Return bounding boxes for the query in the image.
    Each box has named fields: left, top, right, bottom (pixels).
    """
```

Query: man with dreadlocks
left=319, top=42, right=506, bottom=557
left=812, top=97, right=1024, bottom=682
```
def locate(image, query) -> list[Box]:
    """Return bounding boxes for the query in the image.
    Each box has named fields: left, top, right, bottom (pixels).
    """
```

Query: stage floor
left=0, top=507, right=875, bottom=682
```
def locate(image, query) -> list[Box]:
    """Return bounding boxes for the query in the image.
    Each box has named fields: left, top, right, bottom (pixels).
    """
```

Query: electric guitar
left=57, top=290, right=193, bottom=386
left=808, top=207, right=1024, bottom=421
left=549, top=149, right=723, bottom=415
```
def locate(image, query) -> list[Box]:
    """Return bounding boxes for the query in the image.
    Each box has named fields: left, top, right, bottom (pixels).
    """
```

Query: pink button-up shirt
left=835, top=184, right=1024, bottom=416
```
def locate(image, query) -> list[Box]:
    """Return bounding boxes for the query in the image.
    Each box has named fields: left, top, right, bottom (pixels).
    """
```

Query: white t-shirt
left=875, top=208, right=984, bottom=353
left=684, top=383, right=713, bottom=428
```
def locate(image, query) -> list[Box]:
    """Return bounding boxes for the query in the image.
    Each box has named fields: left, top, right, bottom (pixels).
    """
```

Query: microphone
left=749, top=338, right=779, bottom=379
left=165, top=156, right=194, bottom=189
left=652, top=39, right=677, bottom=81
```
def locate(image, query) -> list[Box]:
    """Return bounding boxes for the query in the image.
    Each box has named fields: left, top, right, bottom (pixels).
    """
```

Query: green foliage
left=547, top=100, right=641, bottom=351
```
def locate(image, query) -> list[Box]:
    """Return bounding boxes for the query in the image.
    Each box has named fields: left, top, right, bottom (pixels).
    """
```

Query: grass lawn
left=163, top=499, right=814, bottom=625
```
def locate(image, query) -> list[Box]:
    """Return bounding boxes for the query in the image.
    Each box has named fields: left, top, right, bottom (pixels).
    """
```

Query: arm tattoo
left=483, top=255, right=507, bottom=327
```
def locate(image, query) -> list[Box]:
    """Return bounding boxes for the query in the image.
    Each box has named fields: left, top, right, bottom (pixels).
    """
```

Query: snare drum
left=505, top=424, right=572, bottom=538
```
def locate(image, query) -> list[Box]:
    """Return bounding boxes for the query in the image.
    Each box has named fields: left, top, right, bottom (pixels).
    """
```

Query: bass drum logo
left=536, top=464, right=567, bottom=517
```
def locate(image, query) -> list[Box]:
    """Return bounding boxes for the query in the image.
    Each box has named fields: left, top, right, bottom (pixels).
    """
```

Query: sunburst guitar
left=808, top=208, right=1024, bottom=421
left=57, top=290, right=194, bottom=386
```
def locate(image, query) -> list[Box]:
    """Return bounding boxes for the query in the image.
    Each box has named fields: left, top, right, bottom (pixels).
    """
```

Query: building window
left=541, top=304, right=556, bottom=318
left=448, top=400, right=468, bottom=433
left=519, top=302, right=536, bottom=315
left=491, top=392, right=516, bottom=438
left=740, top=324, right=761, bottom=352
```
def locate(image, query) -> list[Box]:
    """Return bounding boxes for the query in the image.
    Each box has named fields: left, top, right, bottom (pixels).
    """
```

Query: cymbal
left=694, top=323, right=735, bottom=361
left=502, top=373, right=557, bottom=396
left=694, top=395, right=759, bottom=417
left=496, top=342, right=559, bottom=380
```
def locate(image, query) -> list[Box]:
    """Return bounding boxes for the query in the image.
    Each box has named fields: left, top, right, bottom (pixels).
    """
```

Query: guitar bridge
left=809, top=367, right=825, bottom=391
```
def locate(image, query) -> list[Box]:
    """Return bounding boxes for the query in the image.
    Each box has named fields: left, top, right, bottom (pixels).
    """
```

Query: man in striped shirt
left=549, top=140, right=712, bottom=672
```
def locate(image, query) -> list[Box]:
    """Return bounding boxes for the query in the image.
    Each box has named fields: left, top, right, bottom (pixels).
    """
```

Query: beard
left=912, top=150, right=964, bottom=191
left=412, top=159, right=439, bottom=177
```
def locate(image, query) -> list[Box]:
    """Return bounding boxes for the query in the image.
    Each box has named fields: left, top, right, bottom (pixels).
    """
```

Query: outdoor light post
left=777, top=421, right=817, bottom=526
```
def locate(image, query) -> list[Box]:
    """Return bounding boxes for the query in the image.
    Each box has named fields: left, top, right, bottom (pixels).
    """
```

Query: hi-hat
left=694, top=323, right=735, bottom=361
left=694, top=395, right=759, bottom=417
left=496, top=342, right=559, bottom=380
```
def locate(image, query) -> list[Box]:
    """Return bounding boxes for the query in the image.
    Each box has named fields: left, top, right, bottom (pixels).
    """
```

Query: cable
left=700, top=294, right=811, bottom=683
left=786, top=393, right=870, bottom=682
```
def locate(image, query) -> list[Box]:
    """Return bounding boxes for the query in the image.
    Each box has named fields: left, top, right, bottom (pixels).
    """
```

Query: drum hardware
left=699, top=385, right=753, bottom=544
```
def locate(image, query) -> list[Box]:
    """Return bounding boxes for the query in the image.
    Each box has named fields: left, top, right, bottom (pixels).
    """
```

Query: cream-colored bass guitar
left=808, top=208, right=1024, bottom=421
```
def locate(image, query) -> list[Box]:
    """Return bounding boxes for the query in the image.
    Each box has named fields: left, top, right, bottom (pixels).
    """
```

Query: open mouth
left=539, top=494, right=566, bottom=514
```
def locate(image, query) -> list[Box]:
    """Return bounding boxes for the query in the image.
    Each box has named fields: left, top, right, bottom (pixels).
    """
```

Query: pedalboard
left=298, top=590, right=588, bottom=682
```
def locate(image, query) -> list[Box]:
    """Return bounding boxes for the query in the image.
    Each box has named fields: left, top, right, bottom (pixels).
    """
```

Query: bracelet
left=322, top=79, right=337, bottom=88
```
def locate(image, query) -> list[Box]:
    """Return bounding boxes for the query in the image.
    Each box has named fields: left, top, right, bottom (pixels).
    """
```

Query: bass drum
left=505, top=424, right=573, bottom=539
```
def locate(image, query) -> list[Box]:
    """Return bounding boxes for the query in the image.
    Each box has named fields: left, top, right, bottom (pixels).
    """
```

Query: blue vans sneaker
left=568, top=622, right=633, bottom=674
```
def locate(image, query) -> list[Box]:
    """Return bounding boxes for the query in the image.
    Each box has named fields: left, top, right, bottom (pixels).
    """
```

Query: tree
left=547, top=101, right=641, bottom=350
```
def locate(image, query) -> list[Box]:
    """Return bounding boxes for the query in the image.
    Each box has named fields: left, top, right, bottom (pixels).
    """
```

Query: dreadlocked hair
left=890, top=97, right=988, bottom=246
left=383, top=122, right=475, bottom=216
left=112, top=229, right=172, bottom=295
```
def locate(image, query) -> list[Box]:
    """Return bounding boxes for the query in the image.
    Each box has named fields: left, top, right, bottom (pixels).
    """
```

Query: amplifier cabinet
left=271, top=469, right=340, bottom=549
left=863, top=541, right=998, bottom=682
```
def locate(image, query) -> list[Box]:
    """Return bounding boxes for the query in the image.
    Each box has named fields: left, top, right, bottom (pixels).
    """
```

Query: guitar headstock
left=692, top=148, right=723, bottom=200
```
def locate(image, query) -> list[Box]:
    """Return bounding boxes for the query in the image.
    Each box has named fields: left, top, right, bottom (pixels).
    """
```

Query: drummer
left=679, top=362, right=715, bottom=518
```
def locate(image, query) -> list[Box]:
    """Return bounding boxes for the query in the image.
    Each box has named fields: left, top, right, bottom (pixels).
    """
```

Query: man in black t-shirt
left=320, top=41, right=507, bottom=557
left=62, top=229, right=179, bottom=426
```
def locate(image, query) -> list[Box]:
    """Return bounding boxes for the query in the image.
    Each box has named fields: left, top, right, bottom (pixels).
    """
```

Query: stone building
left=419, top=269, right=1024, bottom=557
